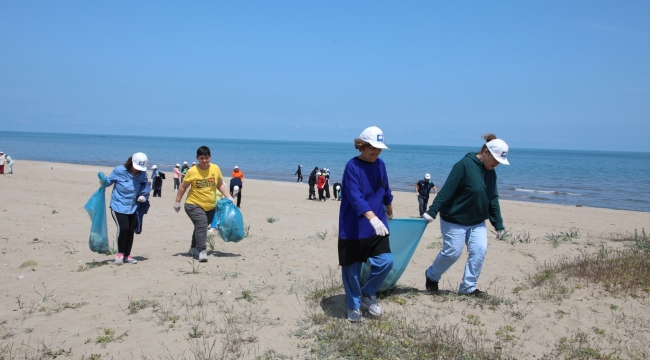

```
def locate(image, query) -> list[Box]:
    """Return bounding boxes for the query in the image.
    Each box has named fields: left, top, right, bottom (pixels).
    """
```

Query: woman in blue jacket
left=423, top=134, right=509, bottom=296
left=338, top=126, right=394, bottom=322
left=104, top=152, right=150, bottom=265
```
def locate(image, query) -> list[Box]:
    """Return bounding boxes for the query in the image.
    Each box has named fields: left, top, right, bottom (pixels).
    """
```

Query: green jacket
left=426, top=152, right=504, bottom=230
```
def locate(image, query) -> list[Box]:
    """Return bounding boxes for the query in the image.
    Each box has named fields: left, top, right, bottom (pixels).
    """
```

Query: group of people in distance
left=0, top=151, right=14, bottom=174
left=99, top=125, right=510, bottom=323
left=303, top=166, right=342, bottom=202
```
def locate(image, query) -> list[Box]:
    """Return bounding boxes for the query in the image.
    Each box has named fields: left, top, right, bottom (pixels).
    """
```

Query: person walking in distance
left=422, top=134, right=510, bottom=297
left=173, top=164, right=182, bottom=191
left=295, top=165, right=303, bottom=183
left=416, top=173, right=438, bottom=217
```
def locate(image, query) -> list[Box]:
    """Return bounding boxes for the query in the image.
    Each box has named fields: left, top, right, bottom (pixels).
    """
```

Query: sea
left=1, top=131, right=649, bottom=213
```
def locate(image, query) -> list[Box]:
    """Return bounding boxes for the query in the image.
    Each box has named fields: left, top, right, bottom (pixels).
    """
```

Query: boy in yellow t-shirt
left=174, top=146, right=233, bottom=262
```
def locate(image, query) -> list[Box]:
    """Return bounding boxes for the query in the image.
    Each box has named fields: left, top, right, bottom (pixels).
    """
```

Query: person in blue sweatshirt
left=338, top=126, right=394, bottom=322
left=422, top=134, right=510, bottom=297
left=103, top=152, right=150, bottom=265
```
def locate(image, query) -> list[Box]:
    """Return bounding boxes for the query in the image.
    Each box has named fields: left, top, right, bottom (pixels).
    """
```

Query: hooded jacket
left=426, top=152, right=504, bottom=230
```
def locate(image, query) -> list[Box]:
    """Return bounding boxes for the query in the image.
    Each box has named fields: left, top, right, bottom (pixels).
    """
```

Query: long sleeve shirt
left=105, top=165, right=150, bottom=214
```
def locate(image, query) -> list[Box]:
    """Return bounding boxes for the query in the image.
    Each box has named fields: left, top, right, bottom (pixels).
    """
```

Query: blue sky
left=1, top=1, right=649, bottom=151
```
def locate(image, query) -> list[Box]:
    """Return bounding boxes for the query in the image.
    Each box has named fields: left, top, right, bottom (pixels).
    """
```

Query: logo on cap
left=377, top=134, right=384, bottom=143
left=138, top=161, right=146, bottom=166
left=500, top=151, right=507, bottom=158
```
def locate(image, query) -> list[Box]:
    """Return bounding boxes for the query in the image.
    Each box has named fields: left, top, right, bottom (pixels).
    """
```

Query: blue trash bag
left=217, top=198, right=245, bottom=242
left=84, top=172, right=109, bottom=254
left=211, top=203, right=220, bottom=229
left=361, top=218, right=428, bottom=292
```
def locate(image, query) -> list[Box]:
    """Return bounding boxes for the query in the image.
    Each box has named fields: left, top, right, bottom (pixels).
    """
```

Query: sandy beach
left=1, top=160, right=649, bottom=359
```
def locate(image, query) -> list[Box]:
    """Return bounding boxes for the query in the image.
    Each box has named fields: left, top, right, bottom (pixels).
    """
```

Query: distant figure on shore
left=173, top=164, right=182, bottom=191
left=0, top=151, right=5, bottom=174
left=5, top=154, right=13, bottom=174
left=416, top=173, right=438, bottom=217
left=333, top=182, right=342, bottom=201
left=151, top=165, right=164, bottom=197
left=230, top=175, right=243, bottom=208
left=174, top=146, right=233, bottom=263
left=324, top=168, right=331, bottom=199
left=104, top=152, right=150, bottom=265
left=192, top=162, right=196, bottom=167
left=308, top=167, right=319, bottom=200
left=181, top=162, right=190, bottom=182
left=338, top=126, right=393, bottom=322
left=295, top=165, right=303, bottom=183
left=317, top=169, right=327, bottom=202
left=232, top=166, right=245, bottom=182
left=423, top=133, right=509, bottom=297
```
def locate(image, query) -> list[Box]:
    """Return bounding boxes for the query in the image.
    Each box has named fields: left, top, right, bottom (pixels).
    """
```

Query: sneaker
left=198, top=251, right=208, bottom=262
left=460, top=289, right=487, bottom=297
left=188, top=247, right=196, bottom=257
left=360, top=295, right=382, bottom=316
left=425, top=272, right=438, bottom=292
left=347, top=309, right=362, bottom=322
left=125, top=255, right=137, bottom=264
left=114, top=253, right=124, bottom=265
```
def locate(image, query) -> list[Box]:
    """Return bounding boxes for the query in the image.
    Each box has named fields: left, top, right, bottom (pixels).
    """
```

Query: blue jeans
left=418, top=195, right=429, bottom=216
left=341, top=253, right=393, bottom=310
left=426, top=219, right=487, bottom=294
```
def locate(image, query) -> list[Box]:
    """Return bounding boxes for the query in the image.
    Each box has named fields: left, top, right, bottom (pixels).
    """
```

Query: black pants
left=318, top=188, right=326, bottom=201
left=296, top=174, right=303, bottom=182
left=110, top=209, right=137, bottom=256
left=309, top=185, right=316, bottom=199
left=174, top=178, right=180, bottom=190
left=153, top=189, right=161, bottom=197
left=324, top=181, right=330, bottom=198
left=234, top=191, right=241, bottom=207
left=333, top=184, right=341, bottom=199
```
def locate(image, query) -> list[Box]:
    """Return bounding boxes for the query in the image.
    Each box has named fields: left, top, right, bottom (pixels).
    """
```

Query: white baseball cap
left=176, top=163, right=180, bottom=167
left=132, top=152, right=148, bottom=171
left=425, top=173, right=431, bottom=179
left=151, top=165, right=157, bottom=169
left=183, top=161, right=188, bottom=164
left=486, top=139, right=510, bottom=165
left=359, top=126, right=388, bottom=149
left=234, top=165, right=239, bottom=169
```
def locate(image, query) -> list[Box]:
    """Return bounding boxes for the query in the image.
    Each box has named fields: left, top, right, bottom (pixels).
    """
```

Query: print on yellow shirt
left=183, top=164, right=222, bottom=211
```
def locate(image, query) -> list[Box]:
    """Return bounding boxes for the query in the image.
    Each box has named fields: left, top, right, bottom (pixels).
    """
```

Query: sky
left=1, top=1, right=649, bottom=152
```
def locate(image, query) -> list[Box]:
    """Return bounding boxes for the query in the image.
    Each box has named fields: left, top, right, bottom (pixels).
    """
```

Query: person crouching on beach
left=174, top=146, right=233, bottom=262
left=104, top=152, right=150, bottom=265
left=339, top=126, right=394, bottom=322
left=317, top=169, right=327, bottom=202
left=422, top=134, right=509, bottom=297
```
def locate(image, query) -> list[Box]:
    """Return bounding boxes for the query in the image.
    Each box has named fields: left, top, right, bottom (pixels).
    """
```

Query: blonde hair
left=354, top=138, right=372, bottom=151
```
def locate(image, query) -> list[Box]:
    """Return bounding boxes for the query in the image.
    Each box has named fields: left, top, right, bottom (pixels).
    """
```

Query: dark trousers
left=174, top=178, right=180, bottom=190
left=309, top=185, right=316, bottom=199
left=185, top=204, right=216, bottom=252
left=324, top=181, right=330, bottom=198
left=296, top=174, right=303, bottom=182
left=234, top=191, right=241, bottom=207
left=418, top=195, right=430, bottom=217
left=110, top=209, right=137, bottom=256
left=318, top=188, right=326, bottom=201
left=153, top=189, right=161, bottom=197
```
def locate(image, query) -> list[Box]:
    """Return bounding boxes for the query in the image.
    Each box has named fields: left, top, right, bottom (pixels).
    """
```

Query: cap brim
left=133, top=163, right=147, bottom=171
left=368, top=141, right=389, bottom=150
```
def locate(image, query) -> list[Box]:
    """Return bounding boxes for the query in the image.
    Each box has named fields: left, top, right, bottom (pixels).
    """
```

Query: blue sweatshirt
left=338, top=157, right=393, bottom=240
left=105, top=165, right=150, bottom=214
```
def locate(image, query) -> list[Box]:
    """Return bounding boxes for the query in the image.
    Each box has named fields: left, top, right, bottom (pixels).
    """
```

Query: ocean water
left=1, top=131, right=649, bottom=212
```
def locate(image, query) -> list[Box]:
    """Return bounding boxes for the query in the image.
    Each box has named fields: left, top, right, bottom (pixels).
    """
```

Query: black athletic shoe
left=425, top=272, right=438, bottom=292
left=460, top=289, right=487, bottom=297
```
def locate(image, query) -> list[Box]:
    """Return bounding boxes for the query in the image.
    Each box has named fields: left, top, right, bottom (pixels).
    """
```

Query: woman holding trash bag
left=174, top=146, right=233, bottom=263
left=103, top=152, right=150, bottom=265
left=338, top=126, right=394, bottom=322
left=422, top=134, right=509, bottom=297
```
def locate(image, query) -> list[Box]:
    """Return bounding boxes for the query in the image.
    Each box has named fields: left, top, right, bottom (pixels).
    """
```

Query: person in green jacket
left=422, top=133, right=510, bottom=297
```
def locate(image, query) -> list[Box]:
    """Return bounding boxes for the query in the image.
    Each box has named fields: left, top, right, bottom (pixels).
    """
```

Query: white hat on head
left=176, top=163, right=180, bottom=167
left=183, top=161, right=188, bottom=164
left=234, top=165, right=239, bottom=169
left=0, top=151, right=3, bottom=154
left=151, top=165, right=157, bottom=169
left=425, top=173, right=431, bottom=179
left=192, top=162, right=196, bottom=165
left=359, top=126, right=388, bottom=149
left=132, top=152, right=148, bottom=171
left=486, top=139, right=510, bottom=165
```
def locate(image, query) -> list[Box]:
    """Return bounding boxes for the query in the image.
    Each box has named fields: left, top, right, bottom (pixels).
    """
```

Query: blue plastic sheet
left=361, top=218, right=428, bottom=292
left=84, top=172, right=109, bottom=254
left=217, top=198, right=245, bottom=242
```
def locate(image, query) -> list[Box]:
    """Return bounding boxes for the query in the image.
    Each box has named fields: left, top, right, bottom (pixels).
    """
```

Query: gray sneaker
left=360, top=295, right=382, bottom=316
left=198, top=251, right=208, bottom=262
left=347, top=308, right=362, bottom=322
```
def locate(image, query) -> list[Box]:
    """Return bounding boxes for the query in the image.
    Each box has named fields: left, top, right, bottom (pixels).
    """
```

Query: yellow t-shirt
left=183, top=164, right=222, bottom=211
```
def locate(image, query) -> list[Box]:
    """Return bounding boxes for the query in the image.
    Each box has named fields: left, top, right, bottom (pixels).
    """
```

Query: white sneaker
left=347, top=309, right=362, bottom=322
left=198, top=251, right=208, bottom=262
left=114, top=253, right=124, bottom=265
left=125, top=255, right=137, bottom=264
left=361, top=295, right=382, bottom=316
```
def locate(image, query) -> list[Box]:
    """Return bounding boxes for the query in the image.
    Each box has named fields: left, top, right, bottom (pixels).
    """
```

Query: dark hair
left=480, top=133, right=497, bottom=153
left=123, top=157, right=134, bottom=172
left=354, top=138, right=372, bottom=151
left=196, top=146, right=211, bottom=157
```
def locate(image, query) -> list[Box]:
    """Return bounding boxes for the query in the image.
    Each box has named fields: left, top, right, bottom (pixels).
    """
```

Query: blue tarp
left=84, top=172, right=109, bottom=254
left=361, top=218, right=428, bottom=292
left=217, top=198, right=246, bottom=242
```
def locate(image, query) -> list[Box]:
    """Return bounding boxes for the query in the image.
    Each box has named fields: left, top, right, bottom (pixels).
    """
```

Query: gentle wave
left=512, top=188, right=582, bottom=196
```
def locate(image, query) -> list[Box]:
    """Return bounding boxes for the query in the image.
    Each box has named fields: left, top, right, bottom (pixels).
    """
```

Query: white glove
left=173, top=201, right=181, bottom=212
left=423, top=213, right=435, bottom=223
left=137, top=196, right=146, bottom=203
left=225, top=197, right=234, bottom=202
left=369, top=217, right=389, bottom=236
left=496, top=230, right=505, bottom=239
left=387, top=213, right=394, bottom=220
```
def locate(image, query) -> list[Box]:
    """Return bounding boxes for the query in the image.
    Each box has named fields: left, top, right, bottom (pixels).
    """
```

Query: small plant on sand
left=126, top=297, right=159, bottom=314
left=188, top=323, right=204, bottom=339
left=314, top=230, right=328, bottom=240
left=188, top=259, right=204, bottom=274
left=238, top=290, right=255, bottom=303
left=34, top=283, right=55, bottom=303
left=64, top=245, right=77, bottom=254
left=51, top=210, right=58, bottom=214
left=244, top=222, right=251, bottom=238
left=266, top=217, right=279, bottom=223
left=95, top=328, right=115, bottom=347
left=77, top=261, right=108, bottom=272
left=107, top=239, right=118, bottom=255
